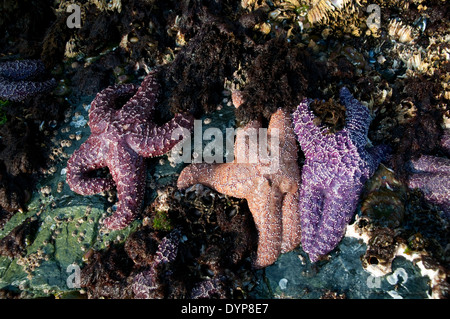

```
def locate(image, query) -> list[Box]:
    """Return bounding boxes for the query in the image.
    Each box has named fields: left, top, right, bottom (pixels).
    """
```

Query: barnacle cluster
left=306, top=0, right=356, bottom=25
left=91, top=0, right=122, bottom=12
left=388, top=19, right=417, bottom=44
left=243, top=0, right=357, bottom=26
left=348, top=164, right=450, bottom=298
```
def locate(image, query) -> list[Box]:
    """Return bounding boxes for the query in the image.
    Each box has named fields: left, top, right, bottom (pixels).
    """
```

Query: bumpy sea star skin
left=191, top=277, right=226, bottom=299
left=407, top=131, right=450, bottom=218
left=292, top=87, right=387, bottom=262
left=132, top=229, right=181, bottom=299
left=177, top=108, right=301, bottom=268
left=0, top=59, right=56, bottom=102
left=66, top=70, right=194, bottom=230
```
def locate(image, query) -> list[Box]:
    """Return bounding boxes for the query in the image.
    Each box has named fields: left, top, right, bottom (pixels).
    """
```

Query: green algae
left=152, top=210, right=173, bottom=231
left=0, top=89, right=238, bottom=297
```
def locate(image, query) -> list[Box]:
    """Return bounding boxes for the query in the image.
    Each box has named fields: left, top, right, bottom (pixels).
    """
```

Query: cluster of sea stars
left=66, top=69, right=194, bottom=229
left=178, top=87, right=387, bottom=264
left=67, top=77, right=391, bottom=266
left=0, top=59, right=56, bottom=102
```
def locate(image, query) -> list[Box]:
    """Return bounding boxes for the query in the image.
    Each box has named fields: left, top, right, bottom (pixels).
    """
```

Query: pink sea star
left=292, top=87, right=387, bottom=262
left=66, top=70, right=194, bottom=229
left=177, top=108, right=301, bottom=268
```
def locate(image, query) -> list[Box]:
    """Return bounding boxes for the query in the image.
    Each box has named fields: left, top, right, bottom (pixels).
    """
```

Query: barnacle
left=395, top=100, right=417, bottom=124
left=362, top=228, right=398, bottom=277
left=91, top=0, right=122, bottom=13
left=360, top=164, right=407, bottom=228
left=64, top=37, right=80, bottom=59
left=310, top=98, right=347, bottom=134
left=306, top=0, right=355, bottom=25
left=388, top=19, right=416, bottom=44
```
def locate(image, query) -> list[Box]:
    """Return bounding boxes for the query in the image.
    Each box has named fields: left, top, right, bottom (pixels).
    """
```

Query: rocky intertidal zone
left=347, top=164, right=449, bottom=299
left=79, top=185, right=257, bottom=299
left=0, top=0, right=449, bottom=299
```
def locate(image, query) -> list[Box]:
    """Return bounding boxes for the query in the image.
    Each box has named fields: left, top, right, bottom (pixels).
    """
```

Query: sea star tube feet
left=292, top=87, right=388, bottom=262
left=66, top=70, right=194, bottom=230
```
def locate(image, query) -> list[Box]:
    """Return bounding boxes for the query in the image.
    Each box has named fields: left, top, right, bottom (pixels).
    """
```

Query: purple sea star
left=132, top=229, right=181, bottom=299
left=407, top=130, right=450, bottom=218
left=66, top=70, right=194, bottom=229
left=292, top=87, right=387, bottom=262
left=177, top=108, right=301, bottom=268
left=0, top=59, right=56, bottom=102
left=190, top=277, right=226, bottom=299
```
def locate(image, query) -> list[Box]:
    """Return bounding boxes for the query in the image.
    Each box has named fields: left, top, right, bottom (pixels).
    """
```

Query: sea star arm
left=0, top=78, right=57, bottom=102
left=89, top=83, right=138, bottom=133
left=410, top=155, right=450, bottom=174
left=299, top=176, right=357, bottom=262
left=246, top=177, right=283, bottom=268
left=102, top=144, right=147, bottom=229
left=407, top=154, right=450, bottom=217
left=66, top=136, right=114, bottom=195
left=234, top=120, right=262, bottom=163
left=177, top=162, right=256, bottom=199
left=291, top=99, right=324, bottom=153
left=0, top=59, right=46, bottom=80
left=0, top=59, right=56, bottom=102
left=270, top=111, right=299, bottom=162
left=280, top=189, right=301, bottom=253
left=127, top=113, right=194, bottom=158
left=308, top=190, right=356, bottom=262
left=119, top=70, right=159, bottom=122
left=408, top=171, right=450, bottom=212
left=340, top=87, right=372, bottom=149
left=298, top=181, right=324, bottom=260
left=363, top=144, right=390, bottom=179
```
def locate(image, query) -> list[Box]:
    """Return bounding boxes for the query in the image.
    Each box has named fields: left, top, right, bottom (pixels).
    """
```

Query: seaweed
left=0, top=217, right=40, bottom=259
left=79, top=185, right=257, bottom=299
left=236, top=37, right=327, bottom=123
left=161, top=23, right=249, bottom=119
